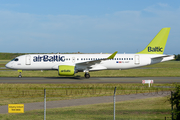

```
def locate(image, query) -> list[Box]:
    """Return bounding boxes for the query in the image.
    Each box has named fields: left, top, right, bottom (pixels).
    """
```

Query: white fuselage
left=5, top=53, right=174, bottom=72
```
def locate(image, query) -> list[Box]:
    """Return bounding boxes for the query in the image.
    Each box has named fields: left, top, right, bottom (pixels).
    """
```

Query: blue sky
left=0, top=0, right=179, bottom=54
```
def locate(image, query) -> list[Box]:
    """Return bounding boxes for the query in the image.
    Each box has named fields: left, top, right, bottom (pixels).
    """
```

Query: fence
left=0, top=85, right=173, bottom=99
left=0, top=85, right=174, bottom=120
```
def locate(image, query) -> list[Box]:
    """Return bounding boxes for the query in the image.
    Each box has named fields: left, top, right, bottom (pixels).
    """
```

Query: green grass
left=0, top=60, right=9, bottom=67
left=0, top=96, right=172, bottom=120
left=0, top=83, right=175, bottom=106
left=0, top=53, right=25, bottom=60
left=0, top=83, right=175, bottom=119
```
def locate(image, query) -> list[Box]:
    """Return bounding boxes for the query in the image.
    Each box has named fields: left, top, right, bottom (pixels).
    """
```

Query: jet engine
left=58, top=65, right=75, bottom=76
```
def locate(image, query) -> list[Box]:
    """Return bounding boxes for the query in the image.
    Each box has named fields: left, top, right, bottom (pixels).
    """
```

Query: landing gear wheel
left=18, top=75, right=22, bottom=78
left=84, top=73, right=90, bottom=79
left=18, top=72, right=22, bottom=78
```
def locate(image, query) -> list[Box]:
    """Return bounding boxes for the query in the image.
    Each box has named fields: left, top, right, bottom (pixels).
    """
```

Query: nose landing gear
left=18, top=70, right=22, bottom=78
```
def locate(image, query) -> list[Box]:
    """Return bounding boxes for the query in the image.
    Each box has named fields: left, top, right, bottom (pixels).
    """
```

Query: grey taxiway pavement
left=0, top=77, right=179, bottom=83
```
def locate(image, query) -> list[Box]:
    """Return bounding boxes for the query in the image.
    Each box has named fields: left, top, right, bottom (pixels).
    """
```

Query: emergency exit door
left=134, top=55, right=140, bottom=64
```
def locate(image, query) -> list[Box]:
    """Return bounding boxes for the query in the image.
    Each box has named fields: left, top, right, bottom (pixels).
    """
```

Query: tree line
left=0, top=53, right=180, bottom=61
left=175, top=54, right=180, bottom=61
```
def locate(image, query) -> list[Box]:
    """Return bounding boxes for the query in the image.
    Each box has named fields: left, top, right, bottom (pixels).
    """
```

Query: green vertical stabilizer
left=137, top=28, right=171, bottom=54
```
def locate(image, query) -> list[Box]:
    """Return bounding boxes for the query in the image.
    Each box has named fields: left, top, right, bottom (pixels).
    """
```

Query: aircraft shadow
left=44, top=76, right=84, bottom=80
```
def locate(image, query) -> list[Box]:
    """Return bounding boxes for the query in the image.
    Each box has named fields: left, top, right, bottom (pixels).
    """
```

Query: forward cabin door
left=26, top=55, right=31, bottom=65
left=134, top=55, right=140, bottom=64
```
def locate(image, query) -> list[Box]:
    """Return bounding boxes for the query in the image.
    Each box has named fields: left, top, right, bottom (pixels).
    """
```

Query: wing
left=76, top=51, right=117, bottom=66
left=76, top=51, right=118, bottom=71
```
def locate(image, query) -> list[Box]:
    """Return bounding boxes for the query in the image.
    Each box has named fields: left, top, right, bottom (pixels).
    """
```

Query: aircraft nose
left=5, top=62, right=11, bottom=69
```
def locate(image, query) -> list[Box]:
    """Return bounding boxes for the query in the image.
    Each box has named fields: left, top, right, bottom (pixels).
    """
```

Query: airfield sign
left=142, top=80, right=154, bottom=87
left=8, top=104, right=24, bottom=113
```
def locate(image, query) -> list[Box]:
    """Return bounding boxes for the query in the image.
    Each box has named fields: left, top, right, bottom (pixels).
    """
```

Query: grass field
left=0, top=82, right=176, bottom=120
left=0, top=60, right=9, bottom=68
left=0, top=53, right=25, bottom=60
left=0, top=61, right=180, bottom=77
left=0, top=96, right=172, bottom=120
left=0, top=83, right=174, bottom=106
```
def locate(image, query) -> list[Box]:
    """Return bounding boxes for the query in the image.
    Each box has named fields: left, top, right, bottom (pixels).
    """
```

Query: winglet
left=107, top=51, right=118, bottom=59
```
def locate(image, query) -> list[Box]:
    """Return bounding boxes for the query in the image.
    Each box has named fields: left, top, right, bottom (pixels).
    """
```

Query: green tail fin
left=137, top=28, right=171, bottom=54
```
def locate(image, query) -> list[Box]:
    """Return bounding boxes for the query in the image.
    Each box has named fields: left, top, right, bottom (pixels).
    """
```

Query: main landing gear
left=84, top=72, right=90, bottom=79
left=18, top=70, right=22, bottom=78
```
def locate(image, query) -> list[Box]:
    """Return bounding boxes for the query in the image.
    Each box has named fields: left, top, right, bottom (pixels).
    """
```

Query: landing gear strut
left=84, top=72, right=90, bottom=79
left=18, top=70, right=22, bottom=78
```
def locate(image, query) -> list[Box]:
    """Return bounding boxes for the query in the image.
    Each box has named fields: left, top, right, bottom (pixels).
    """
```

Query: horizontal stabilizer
left=151, top=55, right=174, bottom=59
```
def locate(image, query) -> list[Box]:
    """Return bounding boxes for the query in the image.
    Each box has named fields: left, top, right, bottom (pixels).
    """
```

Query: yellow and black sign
left=8, top=104, right=24, bottom=113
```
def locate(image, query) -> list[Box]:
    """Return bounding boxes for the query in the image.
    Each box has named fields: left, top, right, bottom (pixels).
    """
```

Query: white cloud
left=0, top=4, right=20, bottom=7
left=158, top=3, right=169, bottom=7
left=114, top=10, right=141, bottom=17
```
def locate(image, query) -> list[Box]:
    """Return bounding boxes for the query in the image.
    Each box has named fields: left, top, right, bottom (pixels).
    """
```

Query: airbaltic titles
left=33, top=55, right=65, bottom=62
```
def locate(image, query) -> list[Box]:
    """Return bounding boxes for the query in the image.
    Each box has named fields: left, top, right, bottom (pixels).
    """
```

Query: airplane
left=5, top=28, right=174, bottom=78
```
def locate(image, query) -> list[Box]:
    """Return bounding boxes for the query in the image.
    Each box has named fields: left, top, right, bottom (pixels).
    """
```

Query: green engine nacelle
left=58, top=65, right=75, bottom=76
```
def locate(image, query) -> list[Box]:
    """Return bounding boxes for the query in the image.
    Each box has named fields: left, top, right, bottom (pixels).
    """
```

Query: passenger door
left=26, top=55, right=31, bottom=65
left=134, top=55, right=140, bottom=64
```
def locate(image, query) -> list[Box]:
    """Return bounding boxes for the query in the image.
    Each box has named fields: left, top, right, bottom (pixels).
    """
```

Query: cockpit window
left=11, top=58, right=15, bottom=61
left=11, top=58, right=19, bottom=61
left=15, top=58, right=19, bottom=61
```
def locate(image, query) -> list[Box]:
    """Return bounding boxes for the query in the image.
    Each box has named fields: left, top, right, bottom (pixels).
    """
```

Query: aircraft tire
left=84, top=73, right=90, bottom=79
left=18, top=75, right=22, bottom=78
